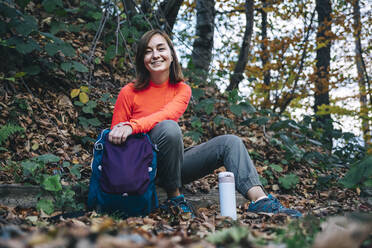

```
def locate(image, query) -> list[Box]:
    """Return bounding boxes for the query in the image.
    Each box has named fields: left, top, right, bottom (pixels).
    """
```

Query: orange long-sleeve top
left=111, top=80, right=192, bottom=134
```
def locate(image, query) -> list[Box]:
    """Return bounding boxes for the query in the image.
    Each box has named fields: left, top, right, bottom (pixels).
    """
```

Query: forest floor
left=0, top=79, right=371, bottom=248
left=0, top=8, right=371, bottom=245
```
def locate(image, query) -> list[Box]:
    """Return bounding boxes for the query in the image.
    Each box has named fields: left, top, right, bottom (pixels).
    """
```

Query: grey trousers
left=149, top=120, right=262, bottom=198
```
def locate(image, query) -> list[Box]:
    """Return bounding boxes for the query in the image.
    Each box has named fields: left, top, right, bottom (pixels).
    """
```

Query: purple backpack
left=100, top=134, right=153, bottom=195
left=88, top=130, right=158, bottom=218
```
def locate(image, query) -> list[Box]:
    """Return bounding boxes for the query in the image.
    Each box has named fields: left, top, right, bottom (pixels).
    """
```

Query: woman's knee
left=154, top=120, right=182, bottom=143
left=222, top=134, right=243, bottom=147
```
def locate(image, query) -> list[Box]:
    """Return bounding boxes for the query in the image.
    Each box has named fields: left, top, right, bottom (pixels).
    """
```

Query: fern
left=0, top=124, right=24, bottom=145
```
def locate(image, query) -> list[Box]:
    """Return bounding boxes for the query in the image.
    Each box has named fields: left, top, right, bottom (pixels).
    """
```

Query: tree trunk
left=122, top=0, right=138, bottom=20
left=260, top=0, right=271, bottom=108
left=190, top=0, right=215, bottom=83
left=140, top=0, right=152, bottom=15
left=226, top=0, right=254, bottom=91
left=156, top=0, right=183, bottom=35
left=352, top=0, right=371, bottom=148
left=313, top=0, right=333, bottom=149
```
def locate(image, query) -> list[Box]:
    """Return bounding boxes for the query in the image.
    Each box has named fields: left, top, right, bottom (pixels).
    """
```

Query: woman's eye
left=145, top=50, right=152, bottom=54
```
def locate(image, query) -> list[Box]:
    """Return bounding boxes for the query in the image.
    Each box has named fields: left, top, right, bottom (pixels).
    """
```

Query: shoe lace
left=177, top=199, right=195, bottom=214
left=264, top=197, right=283, bottom=212
left=160, top=198, right=195, bottom=216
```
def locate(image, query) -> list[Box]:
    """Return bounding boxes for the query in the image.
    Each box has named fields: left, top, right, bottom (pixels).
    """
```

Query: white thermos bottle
left=218, top=172, right=237, bottom=220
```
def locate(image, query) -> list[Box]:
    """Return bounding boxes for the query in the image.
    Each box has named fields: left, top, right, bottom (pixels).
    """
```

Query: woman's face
left=144, top=34, right=173, bottom=77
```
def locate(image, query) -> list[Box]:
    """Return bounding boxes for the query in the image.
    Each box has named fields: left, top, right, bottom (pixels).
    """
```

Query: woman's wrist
left=113, top=122, right=130, bottom=129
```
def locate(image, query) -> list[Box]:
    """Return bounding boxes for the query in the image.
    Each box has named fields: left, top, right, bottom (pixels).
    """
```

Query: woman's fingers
left=120, top=126, right=133, bottom=143
left=109, top=127, right=124, bottom=144
left=109, top=125, right=132, bottom=144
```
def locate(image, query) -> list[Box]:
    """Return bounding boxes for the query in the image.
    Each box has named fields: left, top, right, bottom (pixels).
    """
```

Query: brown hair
left=134, top=29, right=184, bottom=90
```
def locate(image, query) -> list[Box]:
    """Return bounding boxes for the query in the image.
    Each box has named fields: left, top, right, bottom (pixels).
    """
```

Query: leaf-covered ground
left=1, top=80, right=371, bottom=247
left=0, top=9, right=371, bottom=246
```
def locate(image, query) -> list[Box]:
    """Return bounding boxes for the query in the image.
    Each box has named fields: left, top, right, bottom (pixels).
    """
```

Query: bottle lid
left=218, top=172, right=235, bottom=183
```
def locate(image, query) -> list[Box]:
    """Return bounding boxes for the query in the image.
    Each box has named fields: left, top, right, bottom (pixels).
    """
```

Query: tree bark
left=190, top=0, right=215, bottom=82
left=313, top=0, right=333, bottom=149
left=156, top=0, right=184, bottom=35
left=260, top=0, right=271, bottom=108
left=122, top=0, right=138, bottom=20
left=352, top=0, right=371, bottom=147
left=140, top=0, right=152, bottom=15
left=226, top=0, right=254, bottom=91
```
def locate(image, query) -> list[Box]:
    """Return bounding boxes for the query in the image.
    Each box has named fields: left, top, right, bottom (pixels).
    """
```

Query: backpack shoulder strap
left=143, top=133, right=159, bottom=152
left=95, top=128, right=110, bottom=151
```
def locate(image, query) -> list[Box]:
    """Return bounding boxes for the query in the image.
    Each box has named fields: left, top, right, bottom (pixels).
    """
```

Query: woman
left=108, top=29, right=302, bottom=218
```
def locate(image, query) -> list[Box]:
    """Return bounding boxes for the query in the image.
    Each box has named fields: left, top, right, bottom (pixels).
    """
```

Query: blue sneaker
left=159, top=194, right=196, bottom=218
left=248, top=194, right=302, bottom=218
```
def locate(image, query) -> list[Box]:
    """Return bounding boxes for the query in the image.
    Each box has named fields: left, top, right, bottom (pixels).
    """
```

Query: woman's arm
left=110, top=85, right=133, bottom=129
left=109, top=85, right=134, bottom=144
left=129, top=83, right=191, bottom=134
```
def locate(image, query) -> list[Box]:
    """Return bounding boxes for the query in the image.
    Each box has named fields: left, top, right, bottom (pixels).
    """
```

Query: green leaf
left=270, top=119, right=295, bottom=131
left=16, top=0, right=32, bottom=10
left=0, top=147, right=8, bottom=152
left=82, top=100, right=97, bottom=114
left=196, top=99, right=215, bottom=115
left=70, top=165, right=81, bottom=179
left=363, top=179, right=372, bottom=187
left=78, top=116, right=89, bottom=128
left=213, top=115, right=235, bottom=128
left=42, top=175, right=62, bottom=191
left=50, top=21, right=67, bottom=35
left=190, top=116, right=202, bottom=129
left=34, top=153, right=60, bottom=163
left=42, top=0, right=63, bottom=12
left=191, top=88, right=204, bottom=100
left=100, top=93, right=112, bottom=103
left=21, top=160, right=40, bottom=175
left=60, top=43, right=75, bottom=57
left=256, top=116, right=270, bottom=125
left=61, top=62, right=73, bottom=72
left=67, top=24, right=82, bottom=33
left=223, top=118, right=235, bottom=129
left=87, top=118, right=101, bottom=127
left=62, top=161, right=70, bottom=167
left=45, top=42, right=59, bottom=56
left=14, top=15, right=38, bottom=36
left=340, top=156, right=372, bottom=188
left=281, top=159, right=289, bottom=165
left=15, top=39, right=39, bottom=54
left=230, top=104, right=242, bottom=116
left=269, top=164, right=283, bottom=172
left=184, top=131, right=202, bottom=142
left=37, top=199, right=54, bottom=215
left=74, top=101, right=84, bottom=107
left=91, top=12, right=102, bottom=20
left=104, top=45, right=116, bottom=63
left=24, top=65, right=41, bottom=75
left=207, top=226, right=250, bottom=245
left=72, top=61, right=88, bottom=72
left=213, top=115, right=223, bottom=126
left=259, top=176, right=268, bottom=186
left=227, top=89, right=241, bottom=104
left=279, top=174, right=299, bottom=190
left=40, top=32, right=62, bottom=43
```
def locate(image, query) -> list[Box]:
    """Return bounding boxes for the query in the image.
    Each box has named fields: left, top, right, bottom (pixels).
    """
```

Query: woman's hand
left=108, top=124, right=133, bottom=144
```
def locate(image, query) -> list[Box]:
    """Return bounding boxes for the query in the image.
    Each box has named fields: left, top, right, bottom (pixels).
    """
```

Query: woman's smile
left=144, top=34, right=173, bottom=77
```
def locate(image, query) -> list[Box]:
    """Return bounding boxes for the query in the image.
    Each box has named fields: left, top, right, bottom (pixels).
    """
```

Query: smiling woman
left=143, top=34, right=173, bottom=81
left=107, top=29, right=302, bottom=219
left=134, top=30, right=184, bottom=90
